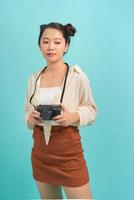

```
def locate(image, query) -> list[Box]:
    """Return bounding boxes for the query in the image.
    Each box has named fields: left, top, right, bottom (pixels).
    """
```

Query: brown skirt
left=31, top=125, right=89, bottom=187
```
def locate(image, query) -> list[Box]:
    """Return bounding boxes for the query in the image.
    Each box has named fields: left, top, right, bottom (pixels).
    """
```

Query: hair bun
left=64, top=23, right=76, bottom=36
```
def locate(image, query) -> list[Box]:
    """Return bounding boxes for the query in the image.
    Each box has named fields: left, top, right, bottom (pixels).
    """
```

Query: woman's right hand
left=27, top=110, right=42, bottom=127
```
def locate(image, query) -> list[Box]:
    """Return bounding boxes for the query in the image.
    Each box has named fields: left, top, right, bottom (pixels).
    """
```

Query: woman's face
left=39, top=28, right=68, bottom=63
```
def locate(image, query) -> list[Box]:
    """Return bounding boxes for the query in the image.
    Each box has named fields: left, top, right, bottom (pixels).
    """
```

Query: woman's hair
left=38, top=22, right=76, bottom=47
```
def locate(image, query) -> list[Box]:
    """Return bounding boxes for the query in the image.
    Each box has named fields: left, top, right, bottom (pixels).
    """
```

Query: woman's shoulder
left=28, top=67, right=43, bottom=80
left=28, top=64, right=90, bottom=82
left=70, top=64, right=90, bottom=82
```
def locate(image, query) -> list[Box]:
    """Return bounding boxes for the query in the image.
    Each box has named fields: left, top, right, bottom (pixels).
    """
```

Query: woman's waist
left=35, top=124, right=78, bottom=132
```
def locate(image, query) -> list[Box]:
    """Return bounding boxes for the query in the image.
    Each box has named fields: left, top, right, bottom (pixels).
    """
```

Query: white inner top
left=38, top=87, right=61, bottom=125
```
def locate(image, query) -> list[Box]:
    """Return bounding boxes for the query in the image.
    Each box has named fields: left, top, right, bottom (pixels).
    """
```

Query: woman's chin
left=46, top=57, right=62, bottom=64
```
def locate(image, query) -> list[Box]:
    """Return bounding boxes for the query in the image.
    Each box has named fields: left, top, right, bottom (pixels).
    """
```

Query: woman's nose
left=48, top=47, right=55, bottom=51
left=48, top=43, right=55, bottom=51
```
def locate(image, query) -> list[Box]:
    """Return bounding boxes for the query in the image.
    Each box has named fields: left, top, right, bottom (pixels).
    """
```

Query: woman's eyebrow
left=54, top=38, right=62, bottom=40
left=42, top=37, right=62, bottom=40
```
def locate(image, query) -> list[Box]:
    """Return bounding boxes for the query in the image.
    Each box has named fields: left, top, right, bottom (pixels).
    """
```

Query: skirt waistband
left=35, top=125, right=78, bottom=132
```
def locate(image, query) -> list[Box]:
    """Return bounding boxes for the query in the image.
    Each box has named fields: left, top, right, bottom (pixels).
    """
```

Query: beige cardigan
left=24, top=64, right=98, bottom=145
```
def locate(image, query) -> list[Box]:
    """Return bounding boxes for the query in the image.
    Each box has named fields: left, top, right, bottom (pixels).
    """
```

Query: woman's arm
left=24, top=74, right=41, bottom=129
left=24, top=74, right=34, bottom=129
left=75, top=72, right=98, bottom=127
left=53, top=71, right=97, bottom=127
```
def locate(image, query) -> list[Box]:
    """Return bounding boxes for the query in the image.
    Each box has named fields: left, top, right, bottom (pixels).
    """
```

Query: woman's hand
left=52, top=104, right=80, bottom=126
left=27, top=110, right=42, bottom=127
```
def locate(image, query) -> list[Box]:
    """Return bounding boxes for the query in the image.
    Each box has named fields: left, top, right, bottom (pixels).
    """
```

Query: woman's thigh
left=62, top=181, right=92, bottom=199
left=35, top=180, right=63, bottom=199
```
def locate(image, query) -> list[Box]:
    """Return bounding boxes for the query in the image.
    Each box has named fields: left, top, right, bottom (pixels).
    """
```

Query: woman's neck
left=46, top=60, right=66, bottom=73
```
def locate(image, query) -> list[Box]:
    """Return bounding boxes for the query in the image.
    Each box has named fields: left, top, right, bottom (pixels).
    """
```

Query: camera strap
left=60, top=63, right=69, bottom=103
left=29, top=63, right=69, bottom=108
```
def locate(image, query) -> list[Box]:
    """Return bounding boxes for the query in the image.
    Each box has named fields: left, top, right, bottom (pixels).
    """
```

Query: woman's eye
left=43, top=41, right=48, bottom=44
left=55, top=42, right=61, bottom=44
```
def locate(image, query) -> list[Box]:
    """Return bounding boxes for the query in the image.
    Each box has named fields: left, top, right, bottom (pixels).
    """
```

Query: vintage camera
left=36, top=104, right=62, bottom=120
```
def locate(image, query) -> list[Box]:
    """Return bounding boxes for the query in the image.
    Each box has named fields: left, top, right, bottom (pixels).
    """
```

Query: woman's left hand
left=52, top=104, right=80, bottom=126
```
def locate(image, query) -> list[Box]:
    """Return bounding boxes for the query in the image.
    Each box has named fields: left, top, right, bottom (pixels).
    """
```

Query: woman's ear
left=64, top=43, right=69, bottom=53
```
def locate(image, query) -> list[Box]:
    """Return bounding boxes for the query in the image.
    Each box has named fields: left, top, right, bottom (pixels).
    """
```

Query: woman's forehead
left=41, top=28, right=64, bottom=39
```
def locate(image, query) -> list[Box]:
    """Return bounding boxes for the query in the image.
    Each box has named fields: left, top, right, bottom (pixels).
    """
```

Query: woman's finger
left=32, top=114, right=42, bottom=119
left=55, top=118, right=66, bottom=124
left=60, top=103, right=67, bottom=111
left=32, top=110, right=41, bottom=115
left=33, top=118, right=41, bottom=123
left=30, top=112, right=42, bottom=119
left=52, top=114, right=63, bottom=120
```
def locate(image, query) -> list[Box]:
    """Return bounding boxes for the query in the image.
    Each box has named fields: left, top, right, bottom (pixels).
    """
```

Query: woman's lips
left=46, top=53, right=56, bottom=57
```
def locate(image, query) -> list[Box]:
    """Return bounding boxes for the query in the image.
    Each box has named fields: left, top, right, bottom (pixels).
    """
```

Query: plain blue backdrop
left=0, top=0, right=134, bottom=199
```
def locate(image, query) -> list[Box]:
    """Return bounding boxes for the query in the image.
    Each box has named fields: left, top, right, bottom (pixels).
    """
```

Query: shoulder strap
left=60, top=63, right=69, bottom=103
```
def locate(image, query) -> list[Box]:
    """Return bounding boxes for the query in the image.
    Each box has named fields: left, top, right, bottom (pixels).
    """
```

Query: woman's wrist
left=72, top=112, right=80, bottom=123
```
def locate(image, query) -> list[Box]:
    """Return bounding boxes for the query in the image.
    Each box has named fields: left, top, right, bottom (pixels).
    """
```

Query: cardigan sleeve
left=75, top=72, right=98, bottom=127
left=24, top=74, right=34, bottom=130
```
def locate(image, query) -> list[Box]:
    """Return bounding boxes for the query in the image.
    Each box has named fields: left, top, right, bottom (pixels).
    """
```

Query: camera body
left=36, top=104, right=62, bottom=120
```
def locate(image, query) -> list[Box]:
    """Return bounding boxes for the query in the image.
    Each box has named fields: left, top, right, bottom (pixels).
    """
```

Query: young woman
left=24, top=22, right=97, bottom=199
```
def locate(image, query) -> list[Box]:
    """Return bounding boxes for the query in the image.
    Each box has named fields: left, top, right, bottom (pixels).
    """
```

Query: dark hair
left=38, top=22, right=76, bottom=47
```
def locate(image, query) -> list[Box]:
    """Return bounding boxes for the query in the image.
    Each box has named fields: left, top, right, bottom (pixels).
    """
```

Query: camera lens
left=42, top=110, right=53, bottom=120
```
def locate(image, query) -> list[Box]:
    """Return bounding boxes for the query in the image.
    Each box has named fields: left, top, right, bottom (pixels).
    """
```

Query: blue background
left=0, top=0, right=134, bottom=199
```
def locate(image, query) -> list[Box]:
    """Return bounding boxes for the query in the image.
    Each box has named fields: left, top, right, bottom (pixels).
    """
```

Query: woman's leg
left=35, top=180, right=63, bottom=199
left=62, top=181, right=93, bottom=199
